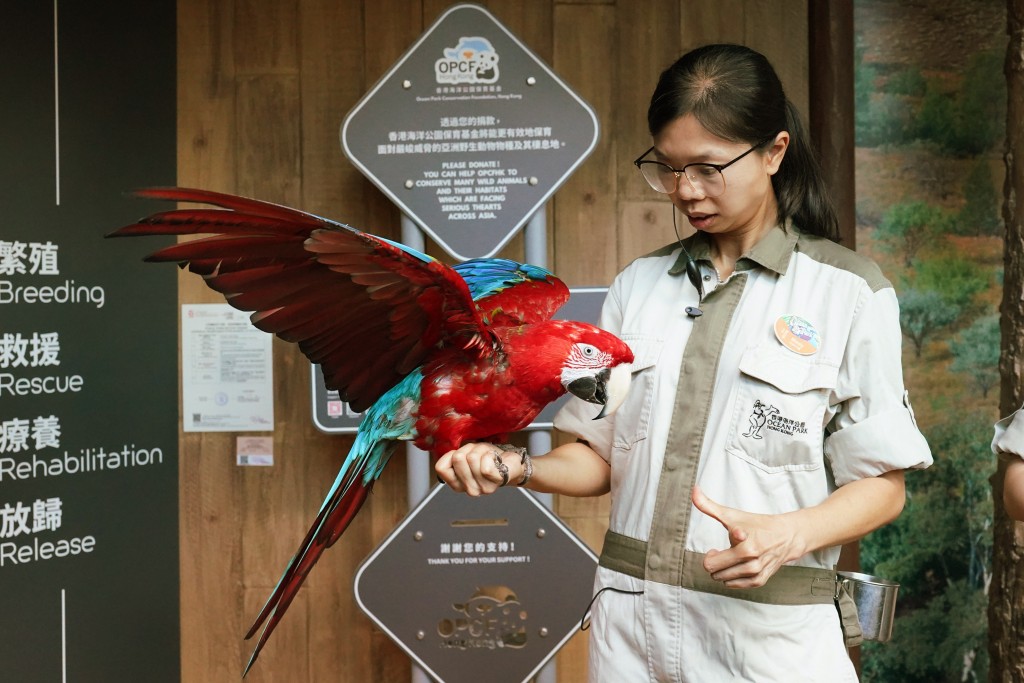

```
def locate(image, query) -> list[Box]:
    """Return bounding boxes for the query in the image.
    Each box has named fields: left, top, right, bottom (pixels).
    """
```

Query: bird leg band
left=496, top=444, right=531, bottom=487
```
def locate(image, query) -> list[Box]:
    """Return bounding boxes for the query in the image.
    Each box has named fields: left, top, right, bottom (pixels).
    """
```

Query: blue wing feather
left=453, top=258, right=568, bottom=325
left=454, top=258, right=555, bottom=300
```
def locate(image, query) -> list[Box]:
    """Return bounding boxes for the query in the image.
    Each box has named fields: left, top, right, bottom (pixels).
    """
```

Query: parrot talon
left=493, top=449, right=510, bottom=487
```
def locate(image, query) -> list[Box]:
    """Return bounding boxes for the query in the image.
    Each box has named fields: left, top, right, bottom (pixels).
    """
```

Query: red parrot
left=109, top=188, right=634, bottom=675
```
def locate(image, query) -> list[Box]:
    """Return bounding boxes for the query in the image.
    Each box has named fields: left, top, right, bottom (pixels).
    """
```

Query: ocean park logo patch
left=435, top=36, right=500, bottom=85
left=742, top=399, right=808, bottom=439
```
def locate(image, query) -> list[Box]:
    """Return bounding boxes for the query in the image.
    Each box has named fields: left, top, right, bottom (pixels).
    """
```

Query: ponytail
left=774, top=101, right=839, bottom=241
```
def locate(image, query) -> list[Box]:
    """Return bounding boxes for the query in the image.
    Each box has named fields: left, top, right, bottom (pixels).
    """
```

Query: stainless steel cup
left=837, top=571, right=899, bottom=642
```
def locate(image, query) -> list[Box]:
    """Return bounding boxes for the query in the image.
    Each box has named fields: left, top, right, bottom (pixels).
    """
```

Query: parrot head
left=505, top=320, right=634, bottom=420
left=559, top=330, right=634, bottom=420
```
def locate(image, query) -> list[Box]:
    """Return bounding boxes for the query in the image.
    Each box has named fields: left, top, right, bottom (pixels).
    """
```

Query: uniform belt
left=599, top=529, right=837, bottom=606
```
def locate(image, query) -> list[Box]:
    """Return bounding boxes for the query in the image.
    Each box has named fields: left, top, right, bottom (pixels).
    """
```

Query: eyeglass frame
left=633, top=135, right=776, bottom=197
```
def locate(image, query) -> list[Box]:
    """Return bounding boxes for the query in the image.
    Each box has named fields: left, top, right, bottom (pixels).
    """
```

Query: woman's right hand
left=435, top=442, right=524, bottom=496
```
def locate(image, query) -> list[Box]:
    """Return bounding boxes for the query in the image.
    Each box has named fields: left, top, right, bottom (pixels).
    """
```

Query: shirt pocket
left=611, top=335, right=663, bottom=452
left=726, top=346, right=839, bottom=473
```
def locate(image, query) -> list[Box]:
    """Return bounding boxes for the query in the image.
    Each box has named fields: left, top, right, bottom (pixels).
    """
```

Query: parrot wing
left=453, top=258, right=570, bottom=326
left=109, top=187, right=495, bottom=411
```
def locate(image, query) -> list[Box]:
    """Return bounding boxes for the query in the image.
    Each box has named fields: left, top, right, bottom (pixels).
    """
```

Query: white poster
left=181, top=304, right=274, bottom=432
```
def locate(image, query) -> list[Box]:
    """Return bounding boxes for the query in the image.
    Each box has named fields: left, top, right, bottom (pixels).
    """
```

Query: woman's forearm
left=788, top=468, right=906, bottom=556
left=523, top=441, right=611, bottom=497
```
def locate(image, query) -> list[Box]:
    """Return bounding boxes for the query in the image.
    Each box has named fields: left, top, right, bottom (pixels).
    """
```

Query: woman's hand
left=692, top=470, right=906, bottom=588
left=435, top=442, right=524, bottom=496
left=691, top=485, right=807, bottom=588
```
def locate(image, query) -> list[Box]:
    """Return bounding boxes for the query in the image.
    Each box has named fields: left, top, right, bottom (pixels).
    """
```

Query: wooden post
left=990, top=1, right=1024, bottom=680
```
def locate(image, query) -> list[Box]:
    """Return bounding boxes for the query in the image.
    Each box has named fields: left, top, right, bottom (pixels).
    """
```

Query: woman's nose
left=673, top=174, right=705, bottom=200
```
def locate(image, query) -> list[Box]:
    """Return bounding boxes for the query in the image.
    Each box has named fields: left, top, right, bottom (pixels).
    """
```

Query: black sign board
left=355, top=484, right=598, bottom=683
left=341, top=3, right=599, bottom=260
left=312, top=287, right=608, bottom=433
left=0, top=3, right=179, bottom=681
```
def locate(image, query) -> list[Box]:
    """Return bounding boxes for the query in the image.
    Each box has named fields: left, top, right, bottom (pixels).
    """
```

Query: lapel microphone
left=673, top=206, right=704, bottom=318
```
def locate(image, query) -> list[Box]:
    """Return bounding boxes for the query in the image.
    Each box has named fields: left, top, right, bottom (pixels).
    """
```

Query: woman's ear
left=765, top=131, right=790, bottom=176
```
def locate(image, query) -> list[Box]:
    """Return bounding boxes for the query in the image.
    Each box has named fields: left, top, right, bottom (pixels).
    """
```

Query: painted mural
left=854, top=0, right=1006, bottom=680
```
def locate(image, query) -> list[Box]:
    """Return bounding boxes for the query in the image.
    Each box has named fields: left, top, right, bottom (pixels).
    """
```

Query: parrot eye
left=581, top=344, right=596, bottom=356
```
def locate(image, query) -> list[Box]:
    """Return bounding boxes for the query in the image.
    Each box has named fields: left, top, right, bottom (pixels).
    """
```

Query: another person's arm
left=1004, top=459, right=1024, bottom=521
left=993, top=406, right=1024, bottom=521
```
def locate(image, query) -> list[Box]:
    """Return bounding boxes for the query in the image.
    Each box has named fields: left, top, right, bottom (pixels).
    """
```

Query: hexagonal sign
left=341, top=3, right=599, bottom=260
left=354, top=484, right=599, bottom=683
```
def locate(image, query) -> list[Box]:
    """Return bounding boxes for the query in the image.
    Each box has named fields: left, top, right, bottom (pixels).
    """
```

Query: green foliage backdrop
left=854, top=1, right=1006, bottom=680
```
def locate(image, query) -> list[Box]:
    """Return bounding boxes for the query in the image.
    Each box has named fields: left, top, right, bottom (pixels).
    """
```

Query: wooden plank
left=177, top=1, right=245, bottom=681
left=616, top=0, right=681, bottom=202
left=680, top=0, right=746, bottom=50
left=234, top=75, right=303, bottom=205
left=483, top=0, right=554, bottom=64
left=362, top=0, right=424, bottom=244
left=295, top=2, right=377, bottom=680
left=552, top=2, right=617, bottom=286
left=241, top=588, right=310, bottom=682
left=744, top=0, right=809, bottom=118
left=617, top=198, right=681, bottom=268
left=299, top=0, right=367, bottom=223
left=808, top=0, right=856, bottom=246
left=177, top=0, right=237, bottom=194
left=234, top=0, right=300, bottom=75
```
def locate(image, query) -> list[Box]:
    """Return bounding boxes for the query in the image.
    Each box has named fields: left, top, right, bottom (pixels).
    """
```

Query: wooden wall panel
left=177, top=1, right=244, bottom=682
left=175, top=2, right=817, bottom=681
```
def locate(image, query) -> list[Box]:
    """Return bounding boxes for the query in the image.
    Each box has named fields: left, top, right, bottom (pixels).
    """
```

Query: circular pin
left=774, top=314, right=820, bottom=355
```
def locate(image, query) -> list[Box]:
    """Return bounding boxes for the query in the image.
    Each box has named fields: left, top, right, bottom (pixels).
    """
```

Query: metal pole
left=525, top=208, right=557, bottom=683
left=402, top=214, right=433, bottom=683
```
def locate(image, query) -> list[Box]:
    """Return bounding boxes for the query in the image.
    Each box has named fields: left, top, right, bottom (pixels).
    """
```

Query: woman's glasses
left=633, top=136, right=773, bottom=197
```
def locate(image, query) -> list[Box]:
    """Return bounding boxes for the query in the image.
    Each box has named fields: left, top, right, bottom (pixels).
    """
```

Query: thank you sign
left=355, top=485, right=598, bottom=683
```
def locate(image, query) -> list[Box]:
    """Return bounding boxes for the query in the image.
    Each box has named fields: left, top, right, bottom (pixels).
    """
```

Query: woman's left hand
left=691, top=485, right=808, bottom=589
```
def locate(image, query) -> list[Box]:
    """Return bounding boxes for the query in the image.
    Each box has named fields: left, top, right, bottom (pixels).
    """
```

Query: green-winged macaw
left=109, top=188, right=634, bottom=675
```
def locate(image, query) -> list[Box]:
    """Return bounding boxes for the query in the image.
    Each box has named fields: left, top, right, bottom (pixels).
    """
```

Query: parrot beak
left=565, top=363, right=631, bottom=420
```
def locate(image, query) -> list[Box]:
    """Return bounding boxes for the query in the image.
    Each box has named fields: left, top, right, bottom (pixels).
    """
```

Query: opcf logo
left=437, top=585, right=527, bottom=650
left=435, top=36, right=500, bottom=85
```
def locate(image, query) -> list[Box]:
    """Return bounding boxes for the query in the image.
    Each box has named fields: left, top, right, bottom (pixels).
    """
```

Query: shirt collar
left=668, top=220, right=796, bottom=277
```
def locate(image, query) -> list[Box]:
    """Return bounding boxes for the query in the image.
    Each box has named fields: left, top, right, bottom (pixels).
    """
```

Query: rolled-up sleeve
left=992, top=406, right=1024, bottom=462
left=825, top=286, right=933, bottom=486
left=552, top=279, right=624, bottom=462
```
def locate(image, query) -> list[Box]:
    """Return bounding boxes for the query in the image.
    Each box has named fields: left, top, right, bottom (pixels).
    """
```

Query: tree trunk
left=990, top=2, right=1024, bottom=680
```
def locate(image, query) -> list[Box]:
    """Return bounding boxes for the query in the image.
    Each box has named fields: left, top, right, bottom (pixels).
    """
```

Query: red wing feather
left=110, top=187, right=490, bottom=410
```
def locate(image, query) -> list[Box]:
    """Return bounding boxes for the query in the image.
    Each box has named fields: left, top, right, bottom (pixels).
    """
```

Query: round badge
left=774, top=315, right=820, bottom=355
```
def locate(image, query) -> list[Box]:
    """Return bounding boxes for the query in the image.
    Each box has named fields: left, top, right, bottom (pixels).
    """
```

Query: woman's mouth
left=687, top=213, right=717, bottom=230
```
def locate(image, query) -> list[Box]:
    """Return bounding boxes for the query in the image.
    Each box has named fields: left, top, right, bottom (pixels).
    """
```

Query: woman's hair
left=648, top=44, right=839, bottom=241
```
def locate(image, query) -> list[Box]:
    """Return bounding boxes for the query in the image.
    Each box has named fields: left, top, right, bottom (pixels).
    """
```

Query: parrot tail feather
left=241, top=462, right=372, bottom=677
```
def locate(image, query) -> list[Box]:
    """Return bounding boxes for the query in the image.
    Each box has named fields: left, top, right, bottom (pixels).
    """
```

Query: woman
left=435, top=44, right=932, bottom=682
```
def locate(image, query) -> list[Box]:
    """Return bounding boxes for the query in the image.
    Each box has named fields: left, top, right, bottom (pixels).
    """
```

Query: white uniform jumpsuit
left=555, top=222, right=933, bottom=682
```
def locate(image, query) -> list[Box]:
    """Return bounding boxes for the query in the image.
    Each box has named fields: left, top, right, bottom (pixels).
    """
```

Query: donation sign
left=0, top=3, right=179, bottom=681
left=355, top=485, right=599, bottom=683
left=342, top=3, right=599, bottom=260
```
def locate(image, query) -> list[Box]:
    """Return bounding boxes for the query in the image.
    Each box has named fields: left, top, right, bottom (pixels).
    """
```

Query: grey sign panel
left=311, top=287, right=608, bottom=434
left=341, top=3, right=599, bottom=260
left=355, top=484, right=598, bottom=683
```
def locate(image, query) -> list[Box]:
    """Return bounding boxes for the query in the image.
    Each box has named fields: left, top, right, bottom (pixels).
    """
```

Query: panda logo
left=436, top=36, right=500, bottom=84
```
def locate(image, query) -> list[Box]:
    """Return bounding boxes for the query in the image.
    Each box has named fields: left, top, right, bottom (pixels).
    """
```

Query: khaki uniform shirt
left=555, top=223, right=932, bottom=682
